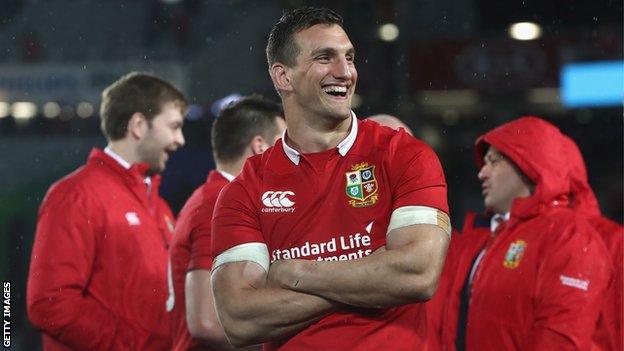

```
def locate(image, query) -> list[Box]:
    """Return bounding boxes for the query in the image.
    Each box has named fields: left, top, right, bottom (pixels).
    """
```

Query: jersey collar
left=490, top=212, right=510, bottom=233
left=281, top=111, right=358, bottom=165
left=104, top=146, right=152, bottom=180
left=104, top=146, right=131, bottom=170
left=216, top=169, right=236, bottom=181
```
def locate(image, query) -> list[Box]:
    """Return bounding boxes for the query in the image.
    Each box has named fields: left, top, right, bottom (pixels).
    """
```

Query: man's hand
left=212, top=261, right=338, bottom=347
left=266, top=259, right=296, bottom=289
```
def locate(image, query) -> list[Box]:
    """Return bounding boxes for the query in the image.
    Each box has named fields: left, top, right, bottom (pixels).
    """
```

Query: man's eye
left=485, top=156, right=500, bottom=165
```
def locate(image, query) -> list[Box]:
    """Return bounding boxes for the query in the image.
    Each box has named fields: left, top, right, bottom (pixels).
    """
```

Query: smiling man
left=27, top=72, right=186, bottom=350
left=210, top=7, right=450, bottom=350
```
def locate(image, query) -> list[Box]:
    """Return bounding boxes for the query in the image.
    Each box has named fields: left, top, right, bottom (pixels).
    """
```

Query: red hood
left=562, top=135, right=602, bottom=218
left=475, top=116, right=570, bottom=220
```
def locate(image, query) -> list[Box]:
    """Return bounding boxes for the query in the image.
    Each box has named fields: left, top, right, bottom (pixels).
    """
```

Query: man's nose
left=477, top=164, right=489, bottom=180
left=176, top=130, right=186, bottom=147
left=332, top=57, right=353, bottom=80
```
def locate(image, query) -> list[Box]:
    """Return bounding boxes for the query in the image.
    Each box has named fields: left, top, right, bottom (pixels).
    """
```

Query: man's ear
left=127, top=112, right=148, bottom=140
left=270, top=63, right=293, bottom=93
left=250, top=135, right=269, bottom=155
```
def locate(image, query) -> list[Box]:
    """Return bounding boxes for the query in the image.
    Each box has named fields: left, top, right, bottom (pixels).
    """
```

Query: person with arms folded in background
left=167, top=95, right=286, bottom=351
left=210, top=7, right=451, bottom=351
left=430, top=116, right=612, bottom=351
left=27, top=72, right=186, bottom=350
left=561, top=135, right=622, bottom=351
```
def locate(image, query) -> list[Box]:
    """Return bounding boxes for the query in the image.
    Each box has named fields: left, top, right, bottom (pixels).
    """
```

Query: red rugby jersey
left=212, top=117, right=449, bottom=351
left=168, top=171, right=230, bottom=351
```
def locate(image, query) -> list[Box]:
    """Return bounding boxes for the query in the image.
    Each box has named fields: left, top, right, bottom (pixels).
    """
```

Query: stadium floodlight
left=378, top=23, right=399, bottom=42
left=508, top=22, right=542, bottom=41
left=12, top=102, right=37, bottom=119
left=77, top=102, right=94, bottom=118
left=0, top=102, right=9, bottom=119
left=43, top=102, right=61, bottom=118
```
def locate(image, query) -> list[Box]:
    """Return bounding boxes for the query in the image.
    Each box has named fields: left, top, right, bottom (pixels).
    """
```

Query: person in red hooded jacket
left=27, top=72, right=186, bottom=350
left=431, top=116, right=612, bottom=351
left=562, top=135, right=623, bottom=351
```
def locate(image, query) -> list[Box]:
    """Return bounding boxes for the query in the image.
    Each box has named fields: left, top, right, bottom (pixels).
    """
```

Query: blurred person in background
left=27, top=72, right=186, bottom=350
left=366, top=114, right=414, bottom=136
left=430, top=116, right=611, bottom=350
left=167, top=95, right=286, bottom=351
left=562, top=135, right=623, bottom=351
left=210, top=6, right=450, bottom=350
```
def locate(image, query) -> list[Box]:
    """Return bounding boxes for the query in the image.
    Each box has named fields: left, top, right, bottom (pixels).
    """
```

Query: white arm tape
left=387, top=205, right=451, bottom=237
left=212, top=242, right=270, bottom=273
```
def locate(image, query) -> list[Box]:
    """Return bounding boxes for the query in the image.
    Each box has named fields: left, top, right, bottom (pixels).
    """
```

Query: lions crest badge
left=503, top=240, right=527, bottom=269
left=345, top=162, right=379, bottom=207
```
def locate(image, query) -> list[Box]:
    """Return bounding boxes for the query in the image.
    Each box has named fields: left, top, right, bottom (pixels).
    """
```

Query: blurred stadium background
left=0, top=0, right=621, bottom=349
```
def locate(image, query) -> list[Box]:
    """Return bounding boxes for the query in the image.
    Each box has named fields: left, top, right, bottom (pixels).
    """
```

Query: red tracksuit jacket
left=430, top=117, right=612, bottom=351
left=27, top=149, right=174, bottom=350
left=563, top=136, right=623, bottom=351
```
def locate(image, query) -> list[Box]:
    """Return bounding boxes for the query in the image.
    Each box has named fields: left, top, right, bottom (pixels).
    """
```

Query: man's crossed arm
left=268, top=223, right=449, bottom=308
left=211, top=223, right=449, bottom=347
left=211, top=260, right=338, bottom=347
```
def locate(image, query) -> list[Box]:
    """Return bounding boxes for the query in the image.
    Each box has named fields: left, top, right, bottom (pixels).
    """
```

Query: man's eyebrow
left=310, top=47, right=337, bottom=56
left=310, top=47, right=356, bottom=57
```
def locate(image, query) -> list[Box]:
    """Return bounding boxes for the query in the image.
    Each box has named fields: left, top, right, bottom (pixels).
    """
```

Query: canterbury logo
left=262, top=191, right=295, bottom=208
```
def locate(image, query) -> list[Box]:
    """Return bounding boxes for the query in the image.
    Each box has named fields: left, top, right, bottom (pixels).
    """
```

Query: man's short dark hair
left=211, top=95, right=284, bottom=163
left=99, top=72, right=187, bottom=141
left=266, top=7, right=343, bottom=68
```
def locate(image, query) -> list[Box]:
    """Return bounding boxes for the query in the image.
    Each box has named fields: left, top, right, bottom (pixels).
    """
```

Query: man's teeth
left=323, top=86, right=347, bottom=93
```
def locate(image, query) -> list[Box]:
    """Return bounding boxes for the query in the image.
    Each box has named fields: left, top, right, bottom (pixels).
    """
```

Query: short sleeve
left=188, top=203, right=216, bottom=270
left=211, top=179, right=265, bottom=257
left=387, top=132, right=449, bottom=214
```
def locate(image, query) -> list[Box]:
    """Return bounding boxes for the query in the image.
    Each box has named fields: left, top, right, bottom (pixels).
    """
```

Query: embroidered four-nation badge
left=503, top=240, right=527, bottom=269
left=345, top=162, right=379, bottom=207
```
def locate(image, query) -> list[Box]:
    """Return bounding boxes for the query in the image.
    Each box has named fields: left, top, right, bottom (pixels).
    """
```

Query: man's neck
left=217, top=158, right=245, bottom=178
left=283, top=104, right=351, bottom=154
left=104, top=146, right=131, bottom=169
left=107, top=140, right=140, bottom=166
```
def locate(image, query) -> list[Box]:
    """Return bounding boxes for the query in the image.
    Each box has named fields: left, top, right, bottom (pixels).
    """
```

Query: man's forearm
left=270, top=226, right=449, bottom=308
left=216, top=285, right=335, bottom=346
left=271, top=246, right=431, bottom=308
left=212, top=262, right=337, bottom=347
